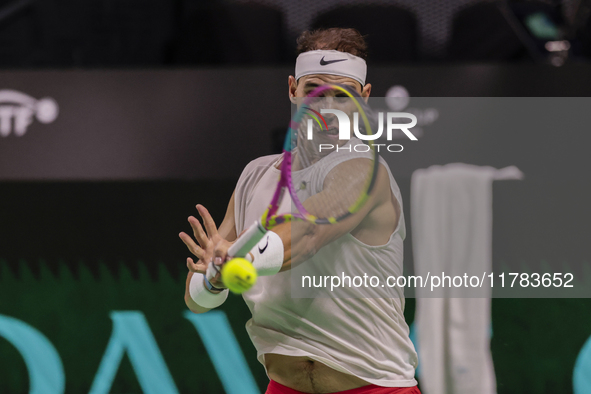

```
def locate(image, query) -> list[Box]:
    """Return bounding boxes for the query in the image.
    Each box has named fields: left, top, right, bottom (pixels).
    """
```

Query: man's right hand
left=179, top=204, right=232, bottom=288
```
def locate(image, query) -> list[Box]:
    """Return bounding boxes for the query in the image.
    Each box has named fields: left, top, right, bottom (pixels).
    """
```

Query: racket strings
left=297, top=157, right=374, bottom=221
left=284, top=84, right=378, bottom=225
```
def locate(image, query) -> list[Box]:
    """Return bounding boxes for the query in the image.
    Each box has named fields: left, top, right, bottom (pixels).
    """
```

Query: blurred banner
left=1, top=65, right=591, bottom=180
left=0, top=260, right=263, bottom=393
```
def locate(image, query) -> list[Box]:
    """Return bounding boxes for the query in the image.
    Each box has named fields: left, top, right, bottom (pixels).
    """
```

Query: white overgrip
left=205, top=220, right=267, bottom=281
left=228, top=220, right=268, bottom=257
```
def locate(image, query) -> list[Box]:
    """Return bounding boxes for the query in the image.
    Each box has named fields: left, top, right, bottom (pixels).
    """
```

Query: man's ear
left=288, top=75, right=297, bottom=103
left=362, top=83, right=372, bottom=103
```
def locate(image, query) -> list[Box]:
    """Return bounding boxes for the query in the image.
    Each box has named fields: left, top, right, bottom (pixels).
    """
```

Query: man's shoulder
left=236, top=154, right=282, bottom=188
left=241, top=154, right=282, bottom=175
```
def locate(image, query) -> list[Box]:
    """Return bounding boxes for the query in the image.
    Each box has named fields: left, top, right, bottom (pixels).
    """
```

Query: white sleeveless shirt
left=234, top=149, right=418, bottom=387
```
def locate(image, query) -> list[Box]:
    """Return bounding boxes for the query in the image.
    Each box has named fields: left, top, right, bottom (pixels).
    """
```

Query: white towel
left=411, top=163, right=523, bottom=394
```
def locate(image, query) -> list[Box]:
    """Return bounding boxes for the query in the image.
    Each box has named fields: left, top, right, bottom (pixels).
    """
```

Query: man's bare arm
left=212, top=161, right=396, bottom=273
left=218, top=191, right=238, bottom=242
left=274, top=161, right=395, bottom=270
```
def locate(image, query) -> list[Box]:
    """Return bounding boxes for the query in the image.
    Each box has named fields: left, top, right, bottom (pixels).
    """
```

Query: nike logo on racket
left=320, top=56, right=347, bottom=66
left=258, top=236, right=269, bottom=254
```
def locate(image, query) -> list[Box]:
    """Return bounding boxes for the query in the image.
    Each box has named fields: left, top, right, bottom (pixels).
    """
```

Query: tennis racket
left=220, top=83, right=379, bottom=292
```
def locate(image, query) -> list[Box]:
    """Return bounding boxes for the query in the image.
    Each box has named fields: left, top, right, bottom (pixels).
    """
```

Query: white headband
left=295, top=50, right=367, bottom=86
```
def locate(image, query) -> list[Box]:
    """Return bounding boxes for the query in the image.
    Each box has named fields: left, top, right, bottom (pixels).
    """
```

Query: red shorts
left=265, top=380, right=421, bottom=394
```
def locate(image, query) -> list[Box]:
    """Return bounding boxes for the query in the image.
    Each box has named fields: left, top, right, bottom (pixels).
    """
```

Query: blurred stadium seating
left=0, top=0, right=589, bottom=67
left=311, top=4, right=418, bottom=62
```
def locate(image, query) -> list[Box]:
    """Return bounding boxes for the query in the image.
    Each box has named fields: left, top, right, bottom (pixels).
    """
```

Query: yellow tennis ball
left=221, top=258, right=257, bottom=294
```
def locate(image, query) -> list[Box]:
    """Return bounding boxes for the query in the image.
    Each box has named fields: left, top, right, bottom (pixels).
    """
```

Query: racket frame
left=228, top=83, right=378, bottom=259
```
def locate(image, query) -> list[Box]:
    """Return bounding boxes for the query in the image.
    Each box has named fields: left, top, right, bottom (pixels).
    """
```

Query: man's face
left=288, top=74, right=372, bottom=160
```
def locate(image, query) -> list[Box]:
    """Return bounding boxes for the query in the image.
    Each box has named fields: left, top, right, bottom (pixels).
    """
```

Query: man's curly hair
left=296, top=28, right=368, bottom=60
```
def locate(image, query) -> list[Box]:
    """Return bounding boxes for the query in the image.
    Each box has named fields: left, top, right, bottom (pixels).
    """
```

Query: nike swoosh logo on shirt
left=258, top=236, right=269, bottom=254
left=320, top=56, right=348, bottom=66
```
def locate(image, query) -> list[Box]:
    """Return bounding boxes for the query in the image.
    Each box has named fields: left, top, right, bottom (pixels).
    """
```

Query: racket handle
left=206, top=220, right=266, bottom=281
left=228, top=220, right=267, bottom=258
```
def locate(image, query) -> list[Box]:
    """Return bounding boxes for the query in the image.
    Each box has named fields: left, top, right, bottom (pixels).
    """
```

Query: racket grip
left=228, top=220, right=267, bottom=258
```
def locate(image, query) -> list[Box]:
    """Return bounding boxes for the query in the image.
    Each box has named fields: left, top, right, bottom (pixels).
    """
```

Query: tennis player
left=180, top=28, right=420, bottom=394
